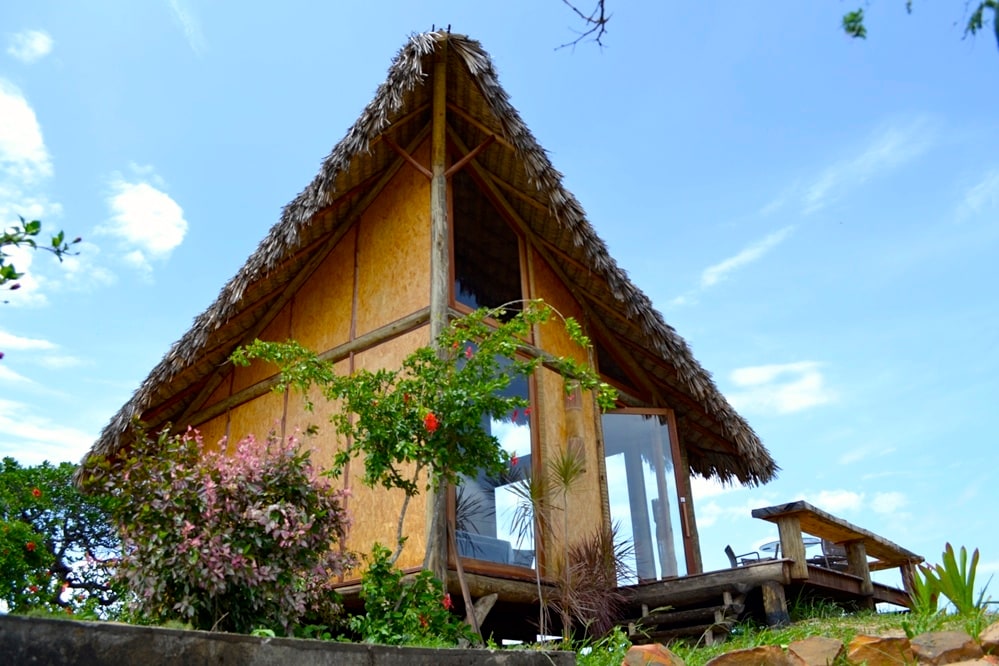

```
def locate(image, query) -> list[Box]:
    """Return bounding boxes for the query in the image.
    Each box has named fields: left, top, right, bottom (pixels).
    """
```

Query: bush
left=348, top=542, right=474, bottom=646
left=89, top=428, right=354, bottom=634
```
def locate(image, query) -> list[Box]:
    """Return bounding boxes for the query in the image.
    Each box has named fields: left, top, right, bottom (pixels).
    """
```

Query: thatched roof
left=80, top=31, right=777, bottom=487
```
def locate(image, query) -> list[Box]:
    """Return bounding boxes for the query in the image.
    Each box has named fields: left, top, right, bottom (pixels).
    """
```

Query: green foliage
left=842, top=9, right=867, bottom=39
left=87, top=428, right=354, bottom=634
left=921, top=543, right=991, bottom=616
left=843, top=2, right=999, bottom=49
left=348, top=543, right=474, bottom=646
left=233, top=300, right=616, bottom=561
left=574, top=625, right=632, bottom=666
left=0, top=457, right=120, bottom=617
left=1, top=216, right=80, bottom=290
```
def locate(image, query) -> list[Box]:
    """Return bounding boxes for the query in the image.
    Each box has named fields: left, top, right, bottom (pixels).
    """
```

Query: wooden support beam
left=445, top=134, right=495, bottom=178
left=180, top=308, right=431, bottom=429
left=383, top=134, right=432, bottom=179
left=846, top=540, right=875, bottom=600
left=426, top=36, right=450, bottom=583
left=444, top=102, right=516, bottom=151
left=761, top=580, right=790, bottom=627
left=776, top=515, right=809, bottom=581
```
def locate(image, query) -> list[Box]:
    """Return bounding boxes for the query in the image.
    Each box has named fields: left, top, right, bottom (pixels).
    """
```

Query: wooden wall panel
left=348, top=327, right=432, bottom=569
left=192, top=414, right=228, bottom=454
left=225, top=391, right=286, bottom=451
left=536, top=365, right=605, bottom=574
left=230, top=306, right=293, bottom=394
left=292, top=232, right=355, bottom=356
left=355, top=140, right=432, bottom=335
left=283, top=359, right=351, bottom=471
left=530, top=251, right=588, bottom=363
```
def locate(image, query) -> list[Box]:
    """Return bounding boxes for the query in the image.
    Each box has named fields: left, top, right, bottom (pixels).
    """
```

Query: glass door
left=602, top=411, right=686, bottom=583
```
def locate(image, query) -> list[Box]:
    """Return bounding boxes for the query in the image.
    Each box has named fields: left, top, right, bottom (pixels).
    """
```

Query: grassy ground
left=574, top=600, right=997, bottom=666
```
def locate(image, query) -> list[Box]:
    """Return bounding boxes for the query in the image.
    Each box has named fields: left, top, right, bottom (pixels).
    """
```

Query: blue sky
left=2, top=2, right=997, bottom=591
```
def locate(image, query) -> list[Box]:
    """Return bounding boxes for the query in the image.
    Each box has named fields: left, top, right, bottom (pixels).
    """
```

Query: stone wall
left=0, top=615, right=575, bottom=666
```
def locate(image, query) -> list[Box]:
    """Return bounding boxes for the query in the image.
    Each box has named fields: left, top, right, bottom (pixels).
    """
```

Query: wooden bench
left=751, top=500, right=924, bottom=602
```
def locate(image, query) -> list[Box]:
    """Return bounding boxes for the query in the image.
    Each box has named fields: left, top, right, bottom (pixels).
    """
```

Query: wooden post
left=776, top=515, right=808, bottom=580
left=424, top=33, right=450, bottom=583
left=761, top=580, right=790, bottom=627
left=846, top=540, right=875, bottom=602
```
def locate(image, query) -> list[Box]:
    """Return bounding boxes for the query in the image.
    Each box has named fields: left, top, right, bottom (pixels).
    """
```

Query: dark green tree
left=0, top=458, right=121, bottom=617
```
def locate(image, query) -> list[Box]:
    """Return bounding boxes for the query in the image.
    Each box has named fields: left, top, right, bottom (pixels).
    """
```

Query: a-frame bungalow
left=80, top=31, right=782, bottom=639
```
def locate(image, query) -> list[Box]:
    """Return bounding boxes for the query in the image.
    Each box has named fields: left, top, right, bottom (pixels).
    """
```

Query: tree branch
left=558, top=0, right=610, bottom=49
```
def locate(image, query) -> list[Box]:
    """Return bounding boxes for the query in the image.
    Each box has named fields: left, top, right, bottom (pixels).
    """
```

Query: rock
left=981, top=621, right=999, bottom=654
left=703, top=645, right=805, bottom=665
left=847, top=634, right=914, bottom=665
left=910, top=631, right=983, bottom=664
left=622, top=643, right=686, bottom=666
left=788, top=635, right=844, bottom=665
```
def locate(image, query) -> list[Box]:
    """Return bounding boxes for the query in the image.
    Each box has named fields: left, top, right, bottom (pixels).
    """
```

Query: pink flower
left=424, top=412, right=439, bottom=433
left=511, top=454, right=518, bottom=467
left=465, top=346, right=473, bottom=359
left=512, top=409, right=519, bottom=421
left=442, top=592, right=453, bottom=610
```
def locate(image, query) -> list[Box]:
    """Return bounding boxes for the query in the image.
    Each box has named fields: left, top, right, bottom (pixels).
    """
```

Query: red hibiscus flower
left=31, top=488, right=42, bottom=498
left=511, top=454, right=519, bottom=467
left=442, top=592, right=453, bottom=610
left=464, top=346, right=473, bottom=359
left=25, top=541, right=36, bottom=552
left=424, top=412, right=439, bottom=433
left=29, top=585, right=38, bottom=593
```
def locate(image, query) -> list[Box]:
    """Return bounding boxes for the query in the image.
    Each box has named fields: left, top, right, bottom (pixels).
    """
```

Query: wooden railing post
left=776, top=515, right=808, bottom=580
left=845, top=540, right=874, bottom=608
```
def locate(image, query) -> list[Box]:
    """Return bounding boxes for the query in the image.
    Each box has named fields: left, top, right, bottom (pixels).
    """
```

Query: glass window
left=602, top=412, right=686, bottom=583
left=455, top=370, right=535, bottom=569
left=452, top=170, right=523, bottom=317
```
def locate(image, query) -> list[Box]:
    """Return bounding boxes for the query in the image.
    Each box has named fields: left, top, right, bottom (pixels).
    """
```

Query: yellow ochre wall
left=190, top=143, right=434, bottom=571
left=529, top=249, right=608, bottom=570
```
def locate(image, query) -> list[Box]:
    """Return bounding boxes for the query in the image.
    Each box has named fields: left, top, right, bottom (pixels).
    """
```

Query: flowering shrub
left=88, top=428, right=353, bottom=634
left=347, top=543, right=473, bottom=646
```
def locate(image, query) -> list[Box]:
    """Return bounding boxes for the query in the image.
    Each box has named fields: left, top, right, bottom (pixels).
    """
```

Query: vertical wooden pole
left=846, top=540, right=875, bottom=606
left=424, top=34, right=450, bottom=583
left=776, top=515, right=809, bottom=580
left=667, top=410, right=701, bottom=574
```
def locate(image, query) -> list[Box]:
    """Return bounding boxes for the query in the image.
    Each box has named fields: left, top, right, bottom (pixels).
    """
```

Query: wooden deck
left=618, top=559, right=913, bottom=644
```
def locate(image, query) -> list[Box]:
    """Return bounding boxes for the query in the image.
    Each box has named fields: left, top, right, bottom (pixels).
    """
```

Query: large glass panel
left=455, top=372, right=535, bottom=569
left=602, top=413, right=686, bottom=583
left=452, top=170, right=523, bottom=317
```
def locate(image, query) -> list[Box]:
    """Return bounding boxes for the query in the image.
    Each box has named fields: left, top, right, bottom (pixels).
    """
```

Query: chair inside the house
left=725, top=544, right=761, bottom=568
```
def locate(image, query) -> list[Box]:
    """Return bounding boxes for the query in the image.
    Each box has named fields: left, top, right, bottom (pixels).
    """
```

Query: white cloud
left=0, top=364, right=34, bottom=384
left=168, top=0, right=207, bottom=56
left=811, top=489, right=863, bottom=514
left=962, top=169, right=999, bottom=216
left=726, top=361, right=836, bottom=415
left=6, top=29, right=53, bottom=64
left=689, top=475, right=743, bottom=500
left=0, top=80, right=52, bottom=183
left=0, top=397, right=95, bottom=464
left=803, top=117, right=933, bottom=214
left=100, top=173, right=188, bottom=272
left=838, top=443, right=896, bottom=465
left=871, top=491, right=907, bottom=514
left=0, top=329, right=56, bottom=351
left=701, top=226, right=794, bottom=288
